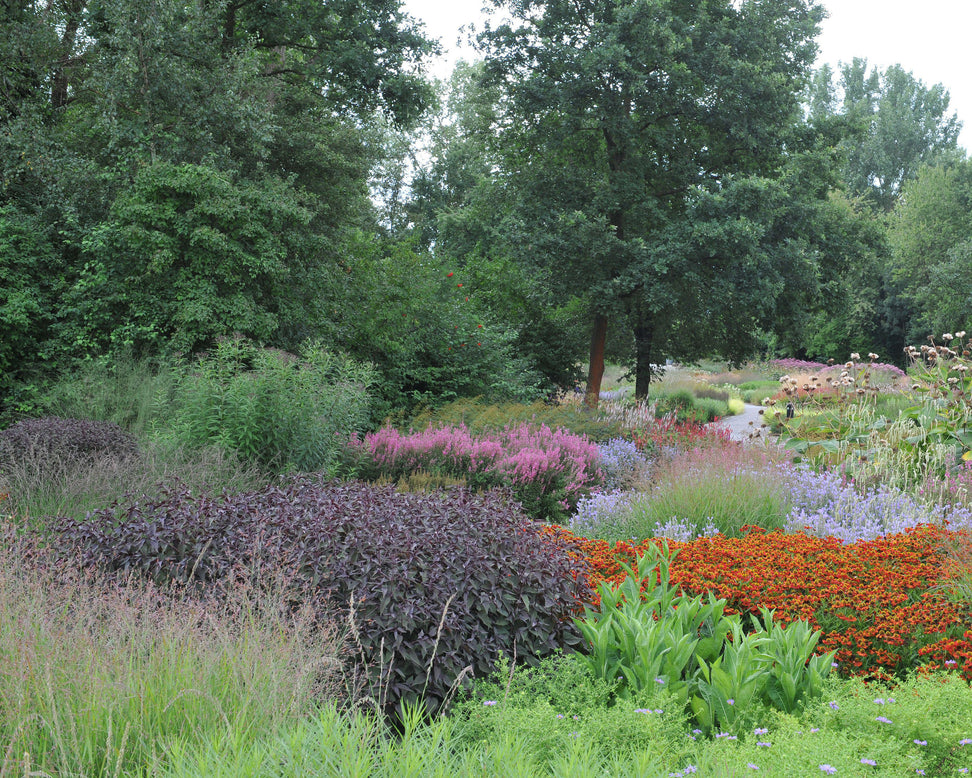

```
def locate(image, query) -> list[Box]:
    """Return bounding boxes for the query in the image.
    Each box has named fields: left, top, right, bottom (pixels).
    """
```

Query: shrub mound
left=0, top=416, right=138, bottom=465
left=51, top=479, right=589, bottom=716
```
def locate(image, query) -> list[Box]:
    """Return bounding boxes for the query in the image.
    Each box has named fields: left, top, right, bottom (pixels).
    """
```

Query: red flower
left=447, top=271, right=454, bottom=277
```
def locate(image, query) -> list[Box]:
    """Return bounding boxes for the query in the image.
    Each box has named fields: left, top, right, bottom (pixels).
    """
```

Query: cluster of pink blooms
left=351, top=423, right=604, bottom=510
left=353, top=424, right=604, bottom=505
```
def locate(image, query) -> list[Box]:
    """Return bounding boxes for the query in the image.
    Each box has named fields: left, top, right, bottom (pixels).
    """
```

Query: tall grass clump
left=38, top=352, right=181, bottom=436
left=172, top=337, right=374, bottom=474
left=0, top=525, right=346, bottom=778
left=0, top=436, right=266, bottom=528
left=576, top=445, right=792, bottom=542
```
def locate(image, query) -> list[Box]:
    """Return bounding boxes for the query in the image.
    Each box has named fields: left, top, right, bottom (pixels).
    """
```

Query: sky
left=401, top=0, right=972, bottom=151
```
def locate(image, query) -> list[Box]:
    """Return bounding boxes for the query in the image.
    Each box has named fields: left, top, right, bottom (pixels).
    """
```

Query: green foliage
left=39, top=353, right=180, bottom=436
left=69, top=162, right=318, bottom=357
left=691, top=397, right=730, bottom=424
left=321, top=238, right=548, bottom=421
left=450, top=652, right=686, bottom=770
left=409, top=397, right=625, bottom=443
left=889, top=158, right=972, bottom=341
left=576, top=544, right=836, bottom=734
left=470, top=0, right=825, bottom=396
left=809, top=59, right=961, bottom=212
left=0, top=204, right=60, bottom=395
left=172, top=338, right=374, bottom=474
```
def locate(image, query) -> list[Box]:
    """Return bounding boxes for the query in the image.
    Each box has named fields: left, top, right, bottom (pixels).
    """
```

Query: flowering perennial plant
left=630, top=415, right=732, bottom=452
left=769, top=358, right=829, bottom=374
left=597, top=437, right=653, bottom=491
left=784, top=465, right=972, bottom=542
left=543, top=525, right=972, bottom=680
left=346, top=423, right=604, bottom=521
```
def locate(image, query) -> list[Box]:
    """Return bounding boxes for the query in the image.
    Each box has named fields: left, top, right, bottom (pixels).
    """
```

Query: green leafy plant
left=172, top=337, right=374, bottom=473
left=576, top=543, right=836, bottom=733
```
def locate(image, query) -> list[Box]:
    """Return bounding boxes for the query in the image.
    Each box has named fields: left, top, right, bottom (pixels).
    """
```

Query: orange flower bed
left=542, top=524, right=972, bottom=681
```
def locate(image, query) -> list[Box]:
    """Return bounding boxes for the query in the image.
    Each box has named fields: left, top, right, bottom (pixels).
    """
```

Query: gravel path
left=710, top=403, right=775, bottom=443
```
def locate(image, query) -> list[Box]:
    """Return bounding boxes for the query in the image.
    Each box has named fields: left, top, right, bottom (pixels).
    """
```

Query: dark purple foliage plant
left=0, top=417, right=138, bottom=465
left=51, top=479, right=589, bottom=717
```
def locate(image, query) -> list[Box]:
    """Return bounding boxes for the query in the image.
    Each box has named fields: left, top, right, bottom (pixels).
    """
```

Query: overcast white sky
left=402, top=0, right=972, bottom=151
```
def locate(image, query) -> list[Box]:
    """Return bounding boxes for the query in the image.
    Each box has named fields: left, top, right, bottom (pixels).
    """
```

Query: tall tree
left=808, top=59, right=962, bottom=212
left=477, top=0, right=823, bottom=402
left=0, top=0, right=438, bottom=375
left=889, top=156, right=972, bottom=339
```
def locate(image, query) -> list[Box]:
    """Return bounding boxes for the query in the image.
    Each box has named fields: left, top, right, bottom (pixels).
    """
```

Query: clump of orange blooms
left=542, top=524, right=972, bottom=681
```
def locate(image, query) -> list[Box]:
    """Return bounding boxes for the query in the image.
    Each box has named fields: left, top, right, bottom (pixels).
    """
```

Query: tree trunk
left=634, top=312, right=654, bottom=399
left=50, top=0, right=84, bottom=111
left=584, top=313, right=608, bottom=408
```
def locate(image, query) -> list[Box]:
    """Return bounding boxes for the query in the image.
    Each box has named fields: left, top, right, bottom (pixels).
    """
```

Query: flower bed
left=543, top=525, right=972, bottom=681
left=344, top=423, right=604, bottom=521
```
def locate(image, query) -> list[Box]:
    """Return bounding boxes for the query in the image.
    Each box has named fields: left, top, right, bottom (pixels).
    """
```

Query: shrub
left=345, top=423, right=604, bottom=522
left=654, top=389, right=695, bottom=416
left=172, top=338, right=373, bottom=474
left=51, top=480, right=590, bottom=717
left=0, top=416, right=138, bottom=466
left=690, top=397, right=729, bottom=423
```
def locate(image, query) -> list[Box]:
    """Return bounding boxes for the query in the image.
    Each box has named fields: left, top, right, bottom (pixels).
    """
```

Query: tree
left=890, top=157, right=972, bottom=339
left=0, top=0, right=440, bottom=412
left=808, top=59, right=962, bottom=211
left=476, top=0, right=824, bottom=402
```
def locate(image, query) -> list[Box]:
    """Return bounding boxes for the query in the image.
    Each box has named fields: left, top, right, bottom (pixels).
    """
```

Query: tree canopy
left=473, top=0, right=825, bottom=400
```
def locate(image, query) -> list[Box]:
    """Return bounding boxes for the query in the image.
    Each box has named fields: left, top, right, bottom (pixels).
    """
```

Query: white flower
left=867, top=352, right=878, bottom=360
left=957, top=331, right=967, bottom=339
left=944, top=333, right=954, bottom=341
left=849, top=352, right=860, bottom=360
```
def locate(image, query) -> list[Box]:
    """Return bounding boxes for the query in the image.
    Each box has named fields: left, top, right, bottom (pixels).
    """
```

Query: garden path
left=710, top=403, right=775, bottom=443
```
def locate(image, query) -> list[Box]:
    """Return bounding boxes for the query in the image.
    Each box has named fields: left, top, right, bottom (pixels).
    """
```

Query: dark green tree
left=476, top=0, right=824, bottom=401
left=0, top=0, right=439, bottom=414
